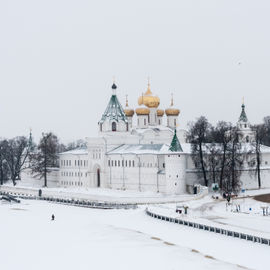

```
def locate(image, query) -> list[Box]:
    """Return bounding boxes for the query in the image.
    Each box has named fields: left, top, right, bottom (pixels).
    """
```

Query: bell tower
left=236, top=99, right=255, bottom=143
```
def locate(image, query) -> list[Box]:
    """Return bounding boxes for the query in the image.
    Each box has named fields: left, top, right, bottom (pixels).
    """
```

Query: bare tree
left=205, top=142, right=220, bottom=185
left=211, top=121, right=233, bottom=189
left=65, top=139, right=87, bottom=151
left=222, top=128, right=244, bottom=194
left=249, top=124, right=267, bottom=188
left=187, top=116, right=212, bottom=186
left=262, top=116, right=270, bottom=146
left=2, top=137, right=30, bottom=185
left=30, top=132, right=59, bottom=187
left=0, top=140, right=10, bottom=185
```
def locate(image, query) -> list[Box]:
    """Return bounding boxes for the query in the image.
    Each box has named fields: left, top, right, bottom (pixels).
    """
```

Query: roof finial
left=242, top=96, right=245, bottom=105
left=125, top=95, right=129, bottom=107
left=171, top=93, right=174, bottom=107
left=146, top=76, right=152, bottom=95
left=111, top=77, right=117, bottom=95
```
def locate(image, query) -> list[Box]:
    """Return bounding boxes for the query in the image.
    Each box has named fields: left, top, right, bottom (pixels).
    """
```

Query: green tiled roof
left=169, top=129, right=183, bottom=152
left=239, top=104, right=248, bottom=122
left=99, top=86, right=128, bottom=124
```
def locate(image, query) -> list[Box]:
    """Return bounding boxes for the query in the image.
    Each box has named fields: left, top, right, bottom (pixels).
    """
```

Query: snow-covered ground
left=1, top=181, right=204, bottom=204
left=149, top=193, right=270, bottom=239
left=0, top=199, right=269, bottom=270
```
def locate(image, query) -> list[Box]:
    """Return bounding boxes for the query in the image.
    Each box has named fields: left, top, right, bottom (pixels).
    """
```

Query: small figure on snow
left=51, top=214, right=55, bottom=221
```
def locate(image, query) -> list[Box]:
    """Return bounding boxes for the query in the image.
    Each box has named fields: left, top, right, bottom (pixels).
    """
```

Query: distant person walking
left=51, top=214, right=55, bottom=221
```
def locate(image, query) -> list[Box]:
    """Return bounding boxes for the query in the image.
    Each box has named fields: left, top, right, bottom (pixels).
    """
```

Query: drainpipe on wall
left=76, top=154, right=81, bottom=186
left=103, top=137, right=108, bottom=188
left=109, top=156, right=112, bottom=188
left=121, top=155, right=125, bottom=190
left=136, top=154, right=141, bottom=192
left=156, top=156, right=160, bottom=193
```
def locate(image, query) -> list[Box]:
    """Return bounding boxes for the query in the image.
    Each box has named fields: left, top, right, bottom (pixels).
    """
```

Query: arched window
left=246, top=136, right=249, bottom=143
left=144, top=119, right=146, bottom=125
left=174, top=119, right=177, bottom=127
left=112, top=122, right=116, bottom=131
left=100, top=124, right=102, bottom=132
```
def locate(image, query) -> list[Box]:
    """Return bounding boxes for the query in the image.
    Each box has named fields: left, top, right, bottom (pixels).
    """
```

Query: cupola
left=165, top=94, right=180, bottom=116
left=137, top=80, right=160, bottom=108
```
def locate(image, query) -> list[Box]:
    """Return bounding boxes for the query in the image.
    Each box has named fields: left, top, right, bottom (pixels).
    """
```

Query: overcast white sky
left=0, top=0, right=270, bottom=143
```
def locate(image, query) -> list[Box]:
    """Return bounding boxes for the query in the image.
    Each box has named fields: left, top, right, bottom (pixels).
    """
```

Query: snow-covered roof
left=107, top=143, right=189, bottom=155
left=59, top=148, right=88, bottom=156
left=107, top=144, right=169, bottom=155
left=132, top=125, right=173, bottom=134
left=107, top=143, right=270, bottom=156
left=186, top=143, right=270, bottom=154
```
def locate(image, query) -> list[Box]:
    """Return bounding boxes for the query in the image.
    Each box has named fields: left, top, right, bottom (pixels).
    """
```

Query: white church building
left=58, top=82, right=270, bottom=194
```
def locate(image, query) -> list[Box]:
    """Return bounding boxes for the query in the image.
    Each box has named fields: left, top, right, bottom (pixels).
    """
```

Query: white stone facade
left=58, top=83, right=270, bottom=194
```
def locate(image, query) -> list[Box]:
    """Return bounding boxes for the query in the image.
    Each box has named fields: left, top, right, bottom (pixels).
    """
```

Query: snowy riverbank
left=1, top=199, right=269, bottom=270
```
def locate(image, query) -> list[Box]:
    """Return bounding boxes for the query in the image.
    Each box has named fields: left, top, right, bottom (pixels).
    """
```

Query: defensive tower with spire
left=165, top=129, right=186, bottom=194
left=236, top=99, right=255, bottom=143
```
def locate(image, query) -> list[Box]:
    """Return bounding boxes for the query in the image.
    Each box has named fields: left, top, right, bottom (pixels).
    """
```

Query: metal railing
left=0, top=190, right=137, bottom=210
left=145, top=208, right=270, bottom=246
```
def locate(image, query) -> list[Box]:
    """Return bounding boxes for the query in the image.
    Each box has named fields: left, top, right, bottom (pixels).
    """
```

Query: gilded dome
left=125, top=108, right=134, bottom=117
left=124, top=96, right=134, bottom=117
left=136, top=105, right=150, bottom=115
left=165, top=95, right=180, bottom=116
left=165, top=108, right=180, bottom=116
left=138, top=82, right=160, bottom=108
left=157, top=109, right=164, bottom=117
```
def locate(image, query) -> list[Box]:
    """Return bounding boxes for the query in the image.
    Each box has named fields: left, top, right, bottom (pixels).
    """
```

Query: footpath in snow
left=148, top=192, right=270, bottom=239
left=0, top=182, right=207, bottom=204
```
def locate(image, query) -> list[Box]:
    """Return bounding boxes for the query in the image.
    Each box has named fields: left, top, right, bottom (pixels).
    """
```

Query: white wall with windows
left=59, top=149, right=89, bottom=188
left=106, top=153, right=167, bottom=192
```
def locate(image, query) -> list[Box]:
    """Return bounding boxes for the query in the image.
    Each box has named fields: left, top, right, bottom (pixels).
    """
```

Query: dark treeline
left=0, top=133, right=86, bottom=187
left=187, top=116, right=270, bottom=194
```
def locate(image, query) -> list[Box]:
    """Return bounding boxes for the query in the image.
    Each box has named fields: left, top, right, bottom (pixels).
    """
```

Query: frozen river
left=0, top=199, right=268, bottom=270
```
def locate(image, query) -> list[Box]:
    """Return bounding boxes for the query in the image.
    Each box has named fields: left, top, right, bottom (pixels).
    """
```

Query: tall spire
left=28, top=128, right=34, bottom=152
left=239, top=99, right=248, bottom=122
left=99, top=82, right=128, bottom=125
left=169, top=129, right=183, bottom=152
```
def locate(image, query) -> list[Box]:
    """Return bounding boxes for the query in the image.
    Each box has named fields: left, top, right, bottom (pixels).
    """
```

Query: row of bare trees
left=187, top=116, right=270, bottom=194
left=0, top=137, right=30, bottom=186
left=0, top=132, right=72, bottom=187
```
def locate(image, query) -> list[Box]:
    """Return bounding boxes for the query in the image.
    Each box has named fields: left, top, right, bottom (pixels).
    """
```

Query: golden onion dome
left=165, top=94, right=180, bottom=116
left=136, top=105, right=150, bottom=115
left=165, top=108, right=180, bottom=116
left=125, top=108, right=134, bottom=117
left=124, top=96, right=134, bottom=117
left=157, top=109, right=164, bottom=117
left=138, top=82, right=160, bottom=108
